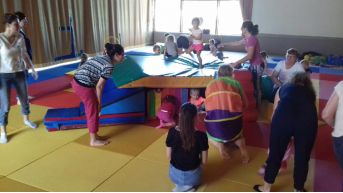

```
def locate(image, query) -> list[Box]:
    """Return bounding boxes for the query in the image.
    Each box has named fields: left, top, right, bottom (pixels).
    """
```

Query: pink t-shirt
left=244, top=36, right=263, bottom=66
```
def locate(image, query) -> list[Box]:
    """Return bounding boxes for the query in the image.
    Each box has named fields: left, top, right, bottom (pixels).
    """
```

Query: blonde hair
left=218, top=64, right=233, bottom=77
left=190, top=88, right=200, bottom=96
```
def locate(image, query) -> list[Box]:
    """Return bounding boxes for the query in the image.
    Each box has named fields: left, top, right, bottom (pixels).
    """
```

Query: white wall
left=252, top=0, right=343, bottom=38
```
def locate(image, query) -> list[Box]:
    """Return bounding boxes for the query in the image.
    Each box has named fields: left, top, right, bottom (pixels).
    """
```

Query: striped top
left=205, top=77, right=244, bottom=113
left=74, top=55, right=114, bottom=88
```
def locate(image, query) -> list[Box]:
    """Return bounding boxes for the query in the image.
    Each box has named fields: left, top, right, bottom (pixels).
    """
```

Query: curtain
left=116, top=0, right=154, bottom=47
left=239, top=0, right=253, bottom=21
left=0, top=0, right=155, bottom=67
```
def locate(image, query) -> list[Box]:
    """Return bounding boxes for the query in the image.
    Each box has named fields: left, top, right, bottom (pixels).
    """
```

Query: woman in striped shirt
left=72, top=43, right=124, bottom=147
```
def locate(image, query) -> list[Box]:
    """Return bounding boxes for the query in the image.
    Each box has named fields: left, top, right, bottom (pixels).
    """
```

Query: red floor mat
left=10, top=76, right=73, bottom=105
left=314, top=125, right=337, bottom=161
left=314, top=159, right=343, bottom=191
left=31, top=91, right=80, bottom=108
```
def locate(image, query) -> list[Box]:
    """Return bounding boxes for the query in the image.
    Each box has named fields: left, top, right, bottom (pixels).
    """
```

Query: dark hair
left=178, top=103, right=197, bottom=152
left=286, top=48, right=299, bottom=58
left=241, top=21, right=259, bottom=35
left=289, top=72, right=316, bottom=103
left=218, top=64, right=233, bottom=77
left=15, top=11, right=26, bottom=21
left=260, top=51, right=268, bottom=58
left=153, top=44, right=160, bottom=51
left=104, top=43, right=124, bottom=59
left=192, top=17, right=200, bottom=25
left=3, top=13, right=17, bottom=24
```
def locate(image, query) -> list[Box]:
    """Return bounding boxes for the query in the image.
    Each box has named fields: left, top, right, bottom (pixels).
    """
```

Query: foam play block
left=44, top=110, right=145, bottom=131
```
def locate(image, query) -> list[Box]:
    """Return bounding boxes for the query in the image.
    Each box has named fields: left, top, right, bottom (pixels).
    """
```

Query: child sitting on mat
left=156, top=95, right=178, bottom=129
left=166, top=103, right=208, bottom=192
left=164, top=35, right=178, bottom=58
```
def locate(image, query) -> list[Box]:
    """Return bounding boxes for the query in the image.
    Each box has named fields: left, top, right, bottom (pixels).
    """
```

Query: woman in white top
left=270, top=48, right=304, bottom=102
left=0, top=13, right=37, bottom=144
left=322, top=80, right=343, bottom=191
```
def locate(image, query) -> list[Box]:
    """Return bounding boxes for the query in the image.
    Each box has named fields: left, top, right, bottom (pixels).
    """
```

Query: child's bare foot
left=90, top=139, right=110, bottom=147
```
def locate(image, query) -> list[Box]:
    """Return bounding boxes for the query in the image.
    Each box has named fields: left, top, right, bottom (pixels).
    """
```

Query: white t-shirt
left=332, top=81, right=343, bottom=137
left=0, top=33, right=27, bottom=73
left=190, top=28, right=202, bottom=45
left=164, top=41, right=178, bottom=57
left=273, top=61, right=305, bottom=84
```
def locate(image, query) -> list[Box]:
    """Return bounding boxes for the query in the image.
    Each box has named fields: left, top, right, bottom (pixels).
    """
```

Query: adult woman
left=322, top=80, right=343, bottom=191
left=205, top=65, right=249, bottom=163
left=254, top=72, right=318, bottom=192
left=0, top=13, right=37, bottom=144
left=71, top=43, right=124, bottom=147
left=220, top=21, right=263, bottom=107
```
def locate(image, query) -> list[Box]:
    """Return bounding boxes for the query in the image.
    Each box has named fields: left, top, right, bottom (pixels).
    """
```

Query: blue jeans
left=0, top=72, right=30, bottom=126
left=333, top=136, right=343, bottom=191
left=169, top=165, right=201, bottom=187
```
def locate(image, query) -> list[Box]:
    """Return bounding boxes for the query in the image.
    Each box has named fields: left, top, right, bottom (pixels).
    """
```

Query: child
left=156, top=95, right=178, bottom=128
left=164, top=35, right=178, bottom=58
left=166, top=103, right=209, bottom=192
left=260, top=51, right=268, bottom=74
left=209, top=38, right=224, bottom=60
left=189, top=17, right=204, bottom=68
left=153, top=44, right=161, bottom=54
left=79, top=53, right=88, bottom=67
left=301, top=59, right=312, bottom=76
left=189, top=88, right=205, bottom=112
left=205, top=65, right=249, bottom=162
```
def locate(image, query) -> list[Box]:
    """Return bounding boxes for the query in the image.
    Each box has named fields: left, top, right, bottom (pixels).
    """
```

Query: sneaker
left=24, top=120, right=38, bottom=129
left=0, top=133, right=8, bottom=144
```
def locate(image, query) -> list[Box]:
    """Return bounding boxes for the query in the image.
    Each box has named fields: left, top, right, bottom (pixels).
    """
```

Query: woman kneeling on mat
left=205, top=65, right=249, bottom=163
left=72, top=43, right=124, bottom=147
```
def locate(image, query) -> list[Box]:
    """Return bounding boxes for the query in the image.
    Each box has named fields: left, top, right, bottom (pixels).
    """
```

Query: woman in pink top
left=220, top=21, right=263, bottom=107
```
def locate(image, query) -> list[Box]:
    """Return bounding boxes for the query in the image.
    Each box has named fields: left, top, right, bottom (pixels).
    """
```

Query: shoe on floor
left=0, top=133, right=8, bottom=144
left=24, top=120, right=38, bottom=129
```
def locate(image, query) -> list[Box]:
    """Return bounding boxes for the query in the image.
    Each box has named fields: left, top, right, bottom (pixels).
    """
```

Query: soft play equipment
left=44, top=79, right=146, bottom=131
left=112, top=52, right=222, bottom=88
left=261, top=75, right=274, bottom=102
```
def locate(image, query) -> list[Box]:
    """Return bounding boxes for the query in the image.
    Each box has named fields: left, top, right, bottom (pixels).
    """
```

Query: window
left=217, top=1, right=243, bottom=35
left=181, top=1, right=217, bottom=33
left=154, top=0, right=181, bottom=32
left=154, top=0, right=243, bottom=35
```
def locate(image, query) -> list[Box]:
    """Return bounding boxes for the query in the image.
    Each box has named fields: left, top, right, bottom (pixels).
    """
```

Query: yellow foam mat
left=137, top=133, right=170, bottom=163
left=94, top=158, right=173, bottom=192
left=74, top=124, right=166, bottom=156
left=0, top=177, right=45, bottom=192
left=138, top=133, right=314, bottom=192
left=204, top=178, right=251, bottom=192
left=8, top=143, right=133, bottom=192
left=0, top=126, right=87, bottom=176
left=6, top=104, right=48, bottom=133
left=205, top=146, right=314, bottom=192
